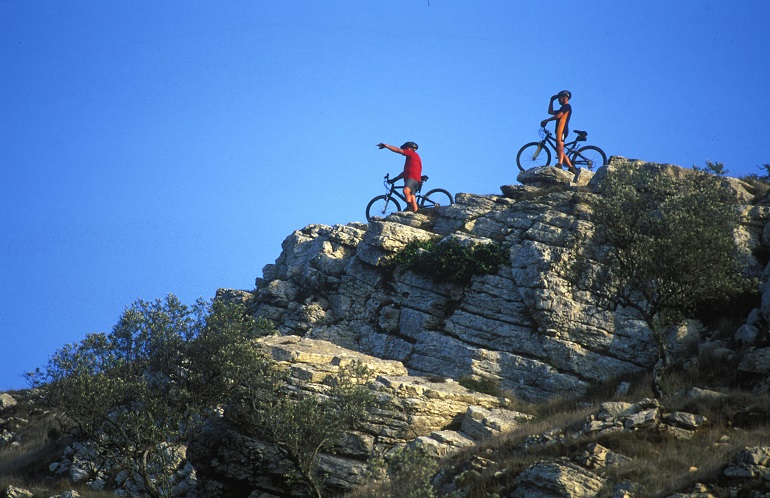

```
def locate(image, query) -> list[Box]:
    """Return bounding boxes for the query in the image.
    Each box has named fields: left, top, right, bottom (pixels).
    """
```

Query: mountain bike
left=366, top=173, right=454, bottom=222
left=516, top=127, right=607, bottom=172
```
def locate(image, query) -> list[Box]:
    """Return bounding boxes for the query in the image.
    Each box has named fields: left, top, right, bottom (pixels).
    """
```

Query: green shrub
left=693, top=159, right=728, bottom=176
left=458, top=375, right=502, bottom=397
left=225, top=360, right=378, bottom=498
left=578, top=164, right=751, bottom=397
left=25, top=295, right=276, bottom=498
left=392, top=238, right=509, bottom=286
left=367, top=446, right=439, bottom=498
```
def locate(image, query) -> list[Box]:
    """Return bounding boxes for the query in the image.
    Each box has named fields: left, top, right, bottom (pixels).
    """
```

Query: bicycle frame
left=537, top=128, right=582, bottom=158
left=517, top=127, right=605, bottom=172
left=380, top=174, right=426, bottom=205
left=367, top=173, right=453, bottom=221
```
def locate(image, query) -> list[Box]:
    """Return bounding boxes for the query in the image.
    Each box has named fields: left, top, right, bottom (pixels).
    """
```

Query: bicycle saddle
left=421, top=175, right=429, bottom=182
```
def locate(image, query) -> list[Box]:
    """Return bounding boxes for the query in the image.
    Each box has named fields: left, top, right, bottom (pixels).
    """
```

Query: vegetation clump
left=392, top=238, right=509, bottom=286
left=24, top=295, right=376, bottom=498
left=577, top=163, right=754, bottom=397
left=458, top=375, right=502, bottom=397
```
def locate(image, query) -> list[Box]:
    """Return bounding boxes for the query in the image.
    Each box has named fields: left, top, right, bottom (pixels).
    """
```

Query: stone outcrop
left=187, top=339, right=724, bottom=497
left=247, top=158, right=770, bottom=403
left=431, top=397, right=720, bottom=497
left=188, top=335, right=524, bottom=496
left=511, top=459, right=607, bottom=498
left=0, top=393, right=24, bottom=451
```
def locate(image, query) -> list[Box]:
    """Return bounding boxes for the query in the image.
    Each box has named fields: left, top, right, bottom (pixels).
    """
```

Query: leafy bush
left=365, top=445, right=440, bottom=498
left=742, top=163, right=770, bottom=183
left=225, top=360, right=377, bottom=497
left=578, top=163, right=751, bottom=397
left=24, top=293, right=386, bottom=497
left=458, top=375, right=502, bottom=397
left=392, top=238, right=509, bottom=285
left=693, top=159, right=728, bottom=176
left=25, top=295, right=276, bottom=498
left=740, top=163, right=770, bottom=202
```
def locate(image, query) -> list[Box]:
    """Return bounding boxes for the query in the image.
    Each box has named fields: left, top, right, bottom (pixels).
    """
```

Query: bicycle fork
left=380, top=195, right=394, bottom=215
left=531, top=142, right=546, bottom=160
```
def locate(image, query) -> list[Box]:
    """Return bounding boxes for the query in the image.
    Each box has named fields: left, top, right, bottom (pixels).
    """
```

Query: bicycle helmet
left=557, top=90, right=572, bottom=99
left=401, top=141, right=418, bottom=150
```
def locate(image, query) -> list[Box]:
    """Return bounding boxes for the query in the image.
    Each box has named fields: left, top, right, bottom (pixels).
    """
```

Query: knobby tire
left=366, top=195, right=401, bottom=222
left=420, top=189, right=454, bottom=209
left=570, top=145, right=607, bottom=170
left=516, top=142, right=552, bottom=172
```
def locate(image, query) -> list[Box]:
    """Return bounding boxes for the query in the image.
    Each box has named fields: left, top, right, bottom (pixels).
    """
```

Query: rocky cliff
left=182, top=157, right=770, bottom=496
left=242, top=157, right=769, bottom=403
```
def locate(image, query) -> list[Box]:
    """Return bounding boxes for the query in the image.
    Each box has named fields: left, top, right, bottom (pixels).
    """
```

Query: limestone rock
left=687, top=387, right=727, bottom=402
left=579, top=442, right=633, bottom=469
left=516, top=165, right=593, bottom=188
left=664, top=411, right=708, bottom=430
left=251, top=160, right=767, bottom=404
left=409, top=430, right=476, bottom=457
left=2, top=486, right=34, bottom=498
left=0, top=393, right=17, bottom=412
left=512, top=459, right=606, bottom=498
left=738, top=347, right=770, bottom=375
left=188, top=336, right=520, bottom=496
left=461, top=405, right=533, bottom=440
left=724, top=446, right=770, bottom=480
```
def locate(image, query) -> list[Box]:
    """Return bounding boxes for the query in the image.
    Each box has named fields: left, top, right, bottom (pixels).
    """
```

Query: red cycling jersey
left=402, top=148, right=422, bottom=182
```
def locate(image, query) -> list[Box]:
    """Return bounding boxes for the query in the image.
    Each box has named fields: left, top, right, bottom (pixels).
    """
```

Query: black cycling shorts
left=403, top=178, right=420, bottom=193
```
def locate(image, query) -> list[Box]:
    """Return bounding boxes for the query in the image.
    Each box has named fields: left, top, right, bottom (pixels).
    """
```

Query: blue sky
left=2, top=0, right=769, bottom=391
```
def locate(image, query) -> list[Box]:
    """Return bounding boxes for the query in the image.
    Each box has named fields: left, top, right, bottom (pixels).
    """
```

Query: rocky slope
left=189, top=157, right=770, bottom=496
left=243, top=157, right=770, bottom=403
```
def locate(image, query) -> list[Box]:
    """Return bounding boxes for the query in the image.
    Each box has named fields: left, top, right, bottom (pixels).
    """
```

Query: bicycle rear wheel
left=516, top=142, right=552, bottom=172
left=420, top=188, right=453, bottom=209
left=570, top=145, right=607, bottom=170
left=366, top=195, right=401, bottom=222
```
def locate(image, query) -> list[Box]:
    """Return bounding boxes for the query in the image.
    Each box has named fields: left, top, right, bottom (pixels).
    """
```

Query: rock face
left=188, top=335, right=521, bottom=496
left=249, top=158, right=770, bottom=403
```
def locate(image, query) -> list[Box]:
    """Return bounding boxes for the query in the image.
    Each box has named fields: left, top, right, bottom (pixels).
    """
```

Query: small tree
left=579, top=164, right=750, bottom=397
left=694, top=159, right=728, bottom=176
left=368, top=445, right=439, bottom=498
left=26, top=295, right=269, bottom=497
left=225, top=360, right=377, bottom=497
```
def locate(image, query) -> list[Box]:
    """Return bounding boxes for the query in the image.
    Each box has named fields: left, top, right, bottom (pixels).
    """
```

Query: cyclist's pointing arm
left=376, top=143, right=405, bottom=155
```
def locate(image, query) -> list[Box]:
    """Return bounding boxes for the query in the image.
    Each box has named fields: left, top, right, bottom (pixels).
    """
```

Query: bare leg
left=403, top=187, right=418, bottom=212
left=557, top=140, right=577, bottom=174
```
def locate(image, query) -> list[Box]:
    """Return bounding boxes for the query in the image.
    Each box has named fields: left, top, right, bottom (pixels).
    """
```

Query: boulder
left=512, top=459, right=606, bottom=498
left=738, top=347, right=770, bottom=375
left=2, top=486, right=34, bottom=498
left=0, top=393, right=17, bottom=412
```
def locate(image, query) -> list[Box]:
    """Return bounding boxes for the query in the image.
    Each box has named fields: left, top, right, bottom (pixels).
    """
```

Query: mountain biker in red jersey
left=540, top=90, right=577, bottom=175
left=376, top=141, right=422, bottom=212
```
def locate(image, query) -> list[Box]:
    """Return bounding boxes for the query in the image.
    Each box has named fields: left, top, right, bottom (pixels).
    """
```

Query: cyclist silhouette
left=376, top=141, right=422, bottom=212
left=540, top=90, right=576, bottom=175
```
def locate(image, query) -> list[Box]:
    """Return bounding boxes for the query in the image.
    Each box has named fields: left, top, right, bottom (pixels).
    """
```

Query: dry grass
left=4, top=365, right=770, bottom=497
left=0, top=391, right=115, bottom=498
left=421, top=370, right=770, bottom=498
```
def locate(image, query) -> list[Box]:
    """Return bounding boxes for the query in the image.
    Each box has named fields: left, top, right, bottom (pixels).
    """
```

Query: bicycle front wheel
left=366, top=195, right=401, bottom=222
left=516, top=142, right=552, bottom=172
left=570, top=145, right=607, bottom=170
left=420, top=188, right=453, bottom=209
